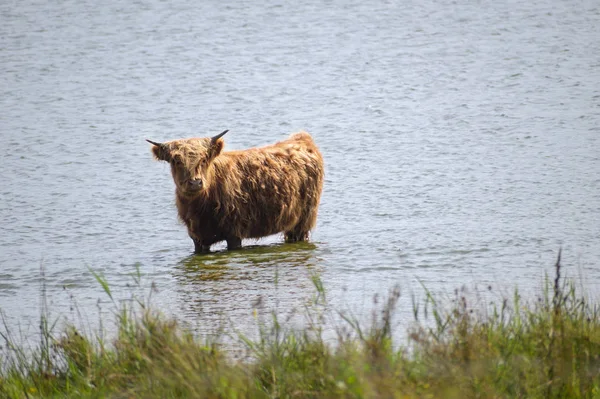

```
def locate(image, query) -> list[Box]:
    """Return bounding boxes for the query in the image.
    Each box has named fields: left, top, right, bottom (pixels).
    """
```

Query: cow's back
left=210, top=132, right=324, bottom=240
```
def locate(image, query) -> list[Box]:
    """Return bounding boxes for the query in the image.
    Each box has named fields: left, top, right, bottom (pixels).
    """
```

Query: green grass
left=2, top=251, right=600, bottom=398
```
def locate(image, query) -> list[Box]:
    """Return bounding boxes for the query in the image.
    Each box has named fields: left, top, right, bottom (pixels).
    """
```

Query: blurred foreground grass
left=1, top=251, right=600, bottom=398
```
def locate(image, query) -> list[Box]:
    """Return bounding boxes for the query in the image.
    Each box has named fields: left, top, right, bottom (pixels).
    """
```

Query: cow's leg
left=193, top=238, right=202, bottom=253
left=285, top=204, right=317, bottom=243
left=285, top=229, right=309, bottom=243
left=226, top=236, right=242, bottom=250
left=193, top=238, right=211, bottom=254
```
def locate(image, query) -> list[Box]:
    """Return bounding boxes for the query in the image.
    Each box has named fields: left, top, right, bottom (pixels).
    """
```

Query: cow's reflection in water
left=172, top=241, right=322, bottom=341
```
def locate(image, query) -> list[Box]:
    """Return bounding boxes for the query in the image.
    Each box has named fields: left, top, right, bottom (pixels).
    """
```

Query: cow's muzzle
left=189, top=178, right=203, bottom=190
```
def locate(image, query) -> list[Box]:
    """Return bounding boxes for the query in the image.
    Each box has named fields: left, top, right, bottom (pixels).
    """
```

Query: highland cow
left=147, top=130, right=324, bottom=253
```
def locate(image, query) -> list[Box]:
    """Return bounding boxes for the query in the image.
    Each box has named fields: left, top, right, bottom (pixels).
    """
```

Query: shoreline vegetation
left=2, top=251, right=600, bottom=398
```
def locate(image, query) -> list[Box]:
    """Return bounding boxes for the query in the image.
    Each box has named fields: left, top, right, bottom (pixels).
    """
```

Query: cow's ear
left=151, top=145, right=162, bottom=160
left=211, top=139, right=224, bottom=158
left=151, top=145, right=170, bottom=162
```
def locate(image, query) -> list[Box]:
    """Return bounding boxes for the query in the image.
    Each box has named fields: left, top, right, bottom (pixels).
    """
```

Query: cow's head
left=147, top=130, right=228, bottom=196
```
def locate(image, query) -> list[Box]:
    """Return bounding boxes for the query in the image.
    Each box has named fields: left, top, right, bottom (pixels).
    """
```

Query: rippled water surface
left=1, top=0, right=599, bottom=339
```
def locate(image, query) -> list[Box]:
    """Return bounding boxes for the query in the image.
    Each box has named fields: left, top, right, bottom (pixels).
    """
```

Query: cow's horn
left=146, top=139, right=163, bottom=146
left=211, top=130, right=229, bottom=142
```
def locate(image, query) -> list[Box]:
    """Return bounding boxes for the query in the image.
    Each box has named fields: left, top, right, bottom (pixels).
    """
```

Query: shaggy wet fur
left=149, top=132, right=324, bottom=252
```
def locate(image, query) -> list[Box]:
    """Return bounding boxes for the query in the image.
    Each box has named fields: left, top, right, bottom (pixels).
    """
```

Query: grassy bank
left=1, top=252, right=600, bottom=398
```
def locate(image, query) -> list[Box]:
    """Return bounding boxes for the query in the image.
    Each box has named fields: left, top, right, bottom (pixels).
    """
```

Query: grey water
left=1, top=0, right=599, bottom=342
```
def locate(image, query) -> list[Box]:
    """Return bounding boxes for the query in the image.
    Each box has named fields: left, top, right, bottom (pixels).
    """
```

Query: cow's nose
left=190, top=178, right=203, bottom=189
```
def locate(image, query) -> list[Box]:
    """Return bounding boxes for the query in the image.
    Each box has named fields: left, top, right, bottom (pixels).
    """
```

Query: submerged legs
left=284, top=230, right=309, bottom=243
left=285, top=206, right=316, bottom=243
left=226, top=236, right=242, bottom=250
left=192, top=238, right=211, bottom=254
left=193, top=237, right=242, bottom=253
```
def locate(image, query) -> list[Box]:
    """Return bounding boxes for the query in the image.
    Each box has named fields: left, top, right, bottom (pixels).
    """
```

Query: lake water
left=1, top=0, right=599, bottom=342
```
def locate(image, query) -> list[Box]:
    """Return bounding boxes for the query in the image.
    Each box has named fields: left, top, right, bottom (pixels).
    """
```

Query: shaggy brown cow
left=147, top=130, right=324, bottom=253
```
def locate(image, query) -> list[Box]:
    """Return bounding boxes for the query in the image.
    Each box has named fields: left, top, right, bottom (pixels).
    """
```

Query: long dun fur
left=150, top=132, right=324, bottom=252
